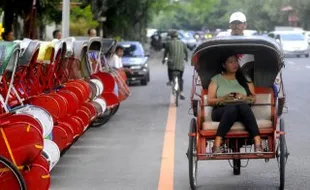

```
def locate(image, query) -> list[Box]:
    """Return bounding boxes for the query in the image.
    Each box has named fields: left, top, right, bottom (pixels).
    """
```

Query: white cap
left=229, top=12, right=246, bottom=23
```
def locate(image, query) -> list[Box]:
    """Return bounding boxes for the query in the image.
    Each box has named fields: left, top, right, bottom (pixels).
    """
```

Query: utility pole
left=62, top=0, right=70, bottom=38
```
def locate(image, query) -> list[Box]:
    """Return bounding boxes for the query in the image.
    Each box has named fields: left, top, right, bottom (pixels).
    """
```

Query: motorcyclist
left=162, top=31, right=188, bottom=100
left=150, top=32, right=162, bottom=51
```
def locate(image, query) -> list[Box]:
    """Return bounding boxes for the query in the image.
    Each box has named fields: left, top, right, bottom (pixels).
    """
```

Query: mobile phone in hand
left=230, top=92, right=237, bottom=97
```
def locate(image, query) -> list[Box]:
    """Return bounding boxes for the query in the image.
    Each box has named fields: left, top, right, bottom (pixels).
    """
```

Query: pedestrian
left=88, top=28, right=97, bottom=37
left=53, top=29, right=62, bottom=40
left=2, top=30, right=15, bottom=41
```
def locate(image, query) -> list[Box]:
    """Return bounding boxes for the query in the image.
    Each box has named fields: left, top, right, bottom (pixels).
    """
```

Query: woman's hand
left=235, top=92, right=247, bottom=100
left=215, top=93, right=235, bottom=106
left=235, top=93, right=255, bottom=103
left=222, top=93, right=235, bottom=101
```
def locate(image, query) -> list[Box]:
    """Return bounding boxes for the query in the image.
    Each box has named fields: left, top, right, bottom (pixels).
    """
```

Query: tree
left=149, top=0, right=217, bottom=30
left=0, top=0, right=61, bottom=39
left=70, top=5, right=99, bottom=36
left=81, top=0, right=169, bottom=41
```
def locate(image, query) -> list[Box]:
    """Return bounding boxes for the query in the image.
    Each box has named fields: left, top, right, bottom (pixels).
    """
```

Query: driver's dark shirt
left=163, top=39, right=188, bottom=71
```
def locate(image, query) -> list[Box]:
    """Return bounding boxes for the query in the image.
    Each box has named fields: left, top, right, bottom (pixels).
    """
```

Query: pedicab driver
left=108, top=45, right=132, bottom=74
left=229, top=12, right=279, bottom=94
left=228, top=12, right=254, bottom=65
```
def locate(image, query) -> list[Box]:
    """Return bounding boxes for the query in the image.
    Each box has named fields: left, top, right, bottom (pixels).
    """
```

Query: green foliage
left=81, top=0, right=169, bottom=40
left=150, top=0, right=310, bottom=31
left=150, top=0, right=217, bottom=30
left=70, top=5, right=99, bottom=36
left=37, top=0, right=62, bottom=24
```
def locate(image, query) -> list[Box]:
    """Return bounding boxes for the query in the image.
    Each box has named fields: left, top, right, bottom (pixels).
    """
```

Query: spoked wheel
left=175, top=91, right=179, bottom=107
left=186, top=118, right=197, bottom=190
left=232, top=143, right=241, bottom=175
left=110, top=104, right=120, bottom=116
left=276, top=118, right=289, bottom=190
left=233, top=159, right=241, bottom=175
left=91, top=109, right=113, bottom=127
left=0, top=155, right=27, bottom=190
left=172, top=74, right=179, bottom=107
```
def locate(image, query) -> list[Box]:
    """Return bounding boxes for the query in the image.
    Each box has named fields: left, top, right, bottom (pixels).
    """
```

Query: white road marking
left=305, top=65, right=310, bottom=69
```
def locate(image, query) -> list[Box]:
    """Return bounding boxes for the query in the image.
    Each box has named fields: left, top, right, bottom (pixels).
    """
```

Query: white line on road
left=306, top=65, right=310, bottom=69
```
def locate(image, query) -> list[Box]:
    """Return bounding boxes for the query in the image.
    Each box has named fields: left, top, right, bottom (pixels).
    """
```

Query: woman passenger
left=207, top=52, right=263, bottom=153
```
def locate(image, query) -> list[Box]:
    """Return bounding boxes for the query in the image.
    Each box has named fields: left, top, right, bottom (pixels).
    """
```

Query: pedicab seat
left=72, top=40, right=88, bottom=78
left=37, top=42, right=55, bottom=64
left=101, top=38, right=117, bottom=54
left=85, top=37, right=103, bottom=76
left=63, top=37, right=75, bottom=58
left=201, top=88, right=275, bottom=135
left=17, top=38, right=41, bottom=66
left=53, top=39, right=67, bottom=61
left=0, top=42, right=20, bottom=75
left=73, top=40, right=88, bottom=61
left=88, top=37, right=103, bottom=52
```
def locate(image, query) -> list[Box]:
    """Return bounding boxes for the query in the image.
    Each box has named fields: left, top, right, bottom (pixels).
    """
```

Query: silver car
left=268, top=31, right=309, bottom=58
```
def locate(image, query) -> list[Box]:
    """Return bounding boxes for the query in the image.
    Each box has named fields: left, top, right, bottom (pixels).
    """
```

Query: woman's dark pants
left=211, top=104, right=260, bottom=138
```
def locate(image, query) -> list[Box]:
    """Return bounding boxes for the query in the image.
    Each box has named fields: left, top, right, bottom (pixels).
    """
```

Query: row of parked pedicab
left=0, top=37, right=130, bottom=190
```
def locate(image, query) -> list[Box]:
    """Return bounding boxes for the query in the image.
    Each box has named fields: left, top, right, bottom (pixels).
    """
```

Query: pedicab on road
left=188, top=36, right=289, bottom=190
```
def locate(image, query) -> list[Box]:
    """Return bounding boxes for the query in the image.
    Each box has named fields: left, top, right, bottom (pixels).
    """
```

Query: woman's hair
left=220, top=52, right=252, bottom=96
left=53, top=29, right=60, bottom=38
left=2, top=31, right=11, bottom=41
left=87, top=28, right=96, bottom=36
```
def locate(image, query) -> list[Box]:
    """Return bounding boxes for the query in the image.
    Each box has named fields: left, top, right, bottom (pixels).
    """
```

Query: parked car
left=118, top=41, right=150, bottom=85
left=268, top=31, right=309, bottom=57
left=178, top=31, right=198, bottom=50
left=150, top=30, right=172, bottom=49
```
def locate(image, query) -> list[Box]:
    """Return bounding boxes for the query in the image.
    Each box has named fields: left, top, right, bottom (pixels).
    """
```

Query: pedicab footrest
left=197, top=152, right=274, bottom=160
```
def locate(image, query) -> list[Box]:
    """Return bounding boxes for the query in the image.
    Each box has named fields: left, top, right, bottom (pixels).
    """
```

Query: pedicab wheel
left=110, top=104, right=120, bottom=116
left=187, top=118, right=197, bottom=190
left=91, top=109, right=113, bottom=127
left=0, top=155, right=27, bottom=190
left=233, top=159, right=241, bottom=175
left=277, top=118, right=288, bottom=190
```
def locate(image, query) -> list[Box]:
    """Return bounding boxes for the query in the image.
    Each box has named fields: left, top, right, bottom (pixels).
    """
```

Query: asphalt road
left=50, top=52, right=310, bottom=190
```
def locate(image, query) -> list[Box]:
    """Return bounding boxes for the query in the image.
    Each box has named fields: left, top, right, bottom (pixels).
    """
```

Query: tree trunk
left=3, top=0, right=14, bottom=33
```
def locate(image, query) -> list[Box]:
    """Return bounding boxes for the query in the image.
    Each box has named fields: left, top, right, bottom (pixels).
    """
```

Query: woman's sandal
left=255, top=144, right=264, bottom=153
left=212, top=146, right=222, bottom=154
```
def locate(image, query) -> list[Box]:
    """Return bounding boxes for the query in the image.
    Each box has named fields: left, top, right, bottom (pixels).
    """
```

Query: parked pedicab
left=70, top=37, right=130, bottom=127
left=0, top=41, right=50, bottom=190
left=102, top=38, right=130, bottom=103
left=64, top=37, right=110, bottom=127
left=12, top=39, right=71, bottom=153
left=90, top=38, right=131, bottom=126
left=188, top=36, right=289, bottom=190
